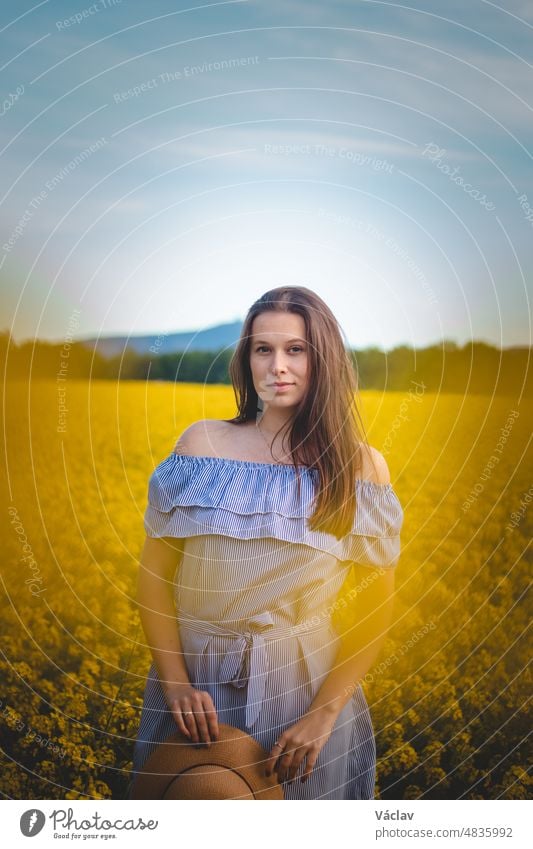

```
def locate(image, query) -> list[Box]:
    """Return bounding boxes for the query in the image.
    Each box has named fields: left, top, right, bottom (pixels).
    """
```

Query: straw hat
left=131, top=723, right=285, bottom=800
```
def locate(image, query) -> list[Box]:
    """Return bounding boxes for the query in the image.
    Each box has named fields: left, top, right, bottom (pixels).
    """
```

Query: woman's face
left=249, top=311, right=309, bottom=411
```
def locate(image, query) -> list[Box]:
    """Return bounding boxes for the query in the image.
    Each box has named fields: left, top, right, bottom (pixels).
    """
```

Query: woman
left=131, top=285, right=404, bottom=799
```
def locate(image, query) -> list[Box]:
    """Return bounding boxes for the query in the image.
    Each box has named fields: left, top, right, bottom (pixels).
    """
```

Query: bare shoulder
left=173, top=419, right=228, bottom=457
left=358, top=444, right=391, bottom=485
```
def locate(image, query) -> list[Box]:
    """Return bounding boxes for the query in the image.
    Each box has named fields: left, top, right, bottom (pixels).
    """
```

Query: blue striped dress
left=131, top=453, right=404, bottom=800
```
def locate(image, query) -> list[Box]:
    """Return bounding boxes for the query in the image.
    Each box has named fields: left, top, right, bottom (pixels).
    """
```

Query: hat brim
left=132, top=722, right=284, bottom=800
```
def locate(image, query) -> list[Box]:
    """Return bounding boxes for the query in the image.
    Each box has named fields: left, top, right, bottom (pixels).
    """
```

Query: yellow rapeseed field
left=1, top=379, right=530, bottom=799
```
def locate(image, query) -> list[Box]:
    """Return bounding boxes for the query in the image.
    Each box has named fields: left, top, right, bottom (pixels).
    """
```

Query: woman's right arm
left=136, top=535, right=219, bottom=745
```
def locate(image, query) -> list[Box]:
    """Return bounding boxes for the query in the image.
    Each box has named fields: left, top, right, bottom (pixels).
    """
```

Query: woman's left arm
left=264, top=566, right=396, bottom=784
left=309, top=565, right=395, bottom=716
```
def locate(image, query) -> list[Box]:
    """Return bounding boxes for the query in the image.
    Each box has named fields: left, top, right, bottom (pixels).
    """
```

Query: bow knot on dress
left=218, top=611, right=275, bottom=727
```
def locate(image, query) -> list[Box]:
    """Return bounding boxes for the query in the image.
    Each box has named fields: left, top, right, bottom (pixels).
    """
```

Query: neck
left=257, top=405, right=293, bottom=436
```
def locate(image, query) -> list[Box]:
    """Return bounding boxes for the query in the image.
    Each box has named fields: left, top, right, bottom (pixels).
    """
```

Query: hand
left=163, top=682, right=219, bottom=747
left=264, top=708, right=338, bottom=785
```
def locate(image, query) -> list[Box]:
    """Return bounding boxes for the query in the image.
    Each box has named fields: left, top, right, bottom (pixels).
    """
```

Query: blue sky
left=1, top=0, right=532, bottom=349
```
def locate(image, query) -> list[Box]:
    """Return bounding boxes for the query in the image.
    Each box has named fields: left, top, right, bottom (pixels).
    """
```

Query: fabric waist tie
left=176, top=608, right=331, bottom=729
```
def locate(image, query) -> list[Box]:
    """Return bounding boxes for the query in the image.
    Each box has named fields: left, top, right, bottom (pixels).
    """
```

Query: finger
left=264, top=741, right=285, bottom=776
left=287, top=750, right=307, bottom=782
left=181, top=706, right=200, bottom=743
left=201, top=694, right=219, bottom=741
left=190, top=697, right=212, bottom=745
left=277, top=750, right=295, bottom=783
left=169, top=699, right=191, bottom=738
left=301, top=751, right=319, bottom=783
left=264, top=744, right=283, bottom=776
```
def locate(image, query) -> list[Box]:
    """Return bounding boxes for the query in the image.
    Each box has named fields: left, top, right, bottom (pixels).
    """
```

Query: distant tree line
left=1, top=331, right=530, bottom=395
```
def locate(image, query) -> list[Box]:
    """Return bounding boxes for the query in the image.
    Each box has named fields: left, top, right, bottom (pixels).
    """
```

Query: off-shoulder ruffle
left=143, top=453, right=404, bottom=568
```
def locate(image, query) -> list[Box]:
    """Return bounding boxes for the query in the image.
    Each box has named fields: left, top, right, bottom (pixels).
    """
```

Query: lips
left=272, top=383, right=293, bottom=387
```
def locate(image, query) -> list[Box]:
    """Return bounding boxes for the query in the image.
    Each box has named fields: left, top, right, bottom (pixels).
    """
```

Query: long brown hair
left=225, top=286, right=376, bottom=539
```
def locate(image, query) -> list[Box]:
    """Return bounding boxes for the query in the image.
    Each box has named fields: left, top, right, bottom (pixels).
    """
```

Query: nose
left=270, top=351, right=288, bottom=375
